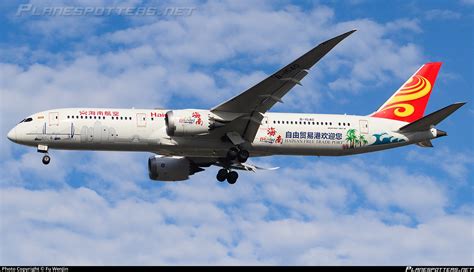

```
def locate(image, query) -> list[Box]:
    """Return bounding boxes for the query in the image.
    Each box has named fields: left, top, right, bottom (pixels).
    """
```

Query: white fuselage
left=8, top=108, right=438, bottom=158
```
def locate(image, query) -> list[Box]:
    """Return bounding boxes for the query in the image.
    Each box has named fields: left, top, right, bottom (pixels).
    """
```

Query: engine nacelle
left=165, top=110, right=211, bottom=137
left=148, top=156, right=203, bottom=181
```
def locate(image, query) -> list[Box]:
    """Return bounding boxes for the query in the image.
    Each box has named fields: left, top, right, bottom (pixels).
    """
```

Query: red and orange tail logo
left=371, top=62, right=442, bottom=123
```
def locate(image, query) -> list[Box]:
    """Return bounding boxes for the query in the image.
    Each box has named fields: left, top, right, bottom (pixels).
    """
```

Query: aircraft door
left=49, top=112, right=59, bottom=126
left=359, top=120, right=369, bottom=134
left=137, top=113, right=147, bottom=127
left=258, top=116, right=271, bottom=147
left=261, top=116, right=269, bottom=127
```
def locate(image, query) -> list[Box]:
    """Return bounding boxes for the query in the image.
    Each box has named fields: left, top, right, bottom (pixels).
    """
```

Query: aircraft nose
left=7, top=127, right=17, bottom=142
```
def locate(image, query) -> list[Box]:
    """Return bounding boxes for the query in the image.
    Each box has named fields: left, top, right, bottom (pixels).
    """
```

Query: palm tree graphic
left=345, top=129, right=357, bottom=148
left=358, top=134, right=368, bottom=147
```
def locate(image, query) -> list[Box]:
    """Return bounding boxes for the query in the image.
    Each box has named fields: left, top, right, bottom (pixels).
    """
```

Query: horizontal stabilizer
left=399, top=102, right=466, bottom=132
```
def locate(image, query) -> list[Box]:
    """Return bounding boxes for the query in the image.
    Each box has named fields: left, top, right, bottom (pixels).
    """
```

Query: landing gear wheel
left=226, top=147, right=238, bottom=161
left=227, top=171, right=238, bottom=184
left=216, top=169, right=228, bottom=182
left=237, top=149, right=249, bottom=163
left=42, top=155, right=50, bottom=165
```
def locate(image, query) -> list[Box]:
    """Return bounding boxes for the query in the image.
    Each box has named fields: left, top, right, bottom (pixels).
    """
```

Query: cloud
left=0, top=0, right=426, bottom=136
left=1, top=158, right=472, bottom=265
left=327, top=19, right=423, bottom=93
left=460, top=0, right=474, bottom=5
left=406, top=147, right=474, bottom=181
left=1, top=0, right=472, bottom=265
left=425, top=9, right=462, bottom=21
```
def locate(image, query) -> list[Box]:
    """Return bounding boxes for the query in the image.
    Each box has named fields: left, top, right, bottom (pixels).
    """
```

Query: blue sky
left=0, top=0, right=473, bottom=265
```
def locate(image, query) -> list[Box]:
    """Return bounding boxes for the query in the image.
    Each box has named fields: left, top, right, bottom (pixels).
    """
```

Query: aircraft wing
left=209, top=30, right=356, bottom=142
left=189, top=157, right=279, bottom=172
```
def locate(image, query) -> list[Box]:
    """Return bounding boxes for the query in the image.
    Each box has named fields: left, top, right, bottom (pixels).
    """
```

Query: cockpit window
left=19, top=117, right=33, bottom=124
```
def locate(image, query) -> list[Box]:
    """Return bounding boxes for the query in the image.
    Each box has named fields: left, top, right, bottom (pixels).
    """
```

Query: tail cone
left=436, top=129, right=447, bottom=138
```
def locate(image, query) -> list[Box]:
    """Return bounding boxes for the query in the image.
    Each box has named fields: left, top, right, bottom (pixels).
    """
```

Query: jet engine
left=165, top=110, right=211, bottom=137
left=148, top=156, right=204, bottom=181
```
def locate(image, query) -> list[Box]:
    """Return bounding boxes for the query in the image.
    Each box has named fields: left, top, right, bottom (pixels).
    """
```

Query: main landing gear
left=226, top=147, right=249, bottom=163
left=216, top=146, right=249, bottom=184
left=216, top=168, right=239, bottom=184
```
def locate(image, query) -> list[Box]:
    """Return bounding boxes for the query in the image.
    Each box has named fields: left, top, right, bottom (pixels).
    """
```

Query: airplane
left=7, top=30, right=466, bottom=184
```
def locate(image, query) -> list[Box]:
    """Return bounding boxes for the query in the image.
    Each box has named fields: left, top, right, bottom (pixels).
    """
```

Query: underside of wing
left=188, top=157, right=278, bottom=172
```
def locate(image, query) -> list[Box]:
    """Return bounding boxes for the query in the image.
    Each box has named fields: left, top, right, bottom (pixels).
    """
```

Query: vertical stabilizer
left=371, top=62, right=442, bottom=123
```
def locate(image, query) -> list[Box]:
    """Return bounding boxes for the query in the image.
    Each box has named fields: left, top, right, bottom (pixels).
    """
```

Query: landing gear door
left=137, top=113, right=147, bottom=127
left=49, top=112, right=59, bottom=126
left=359, top=120, right=369, bottom=134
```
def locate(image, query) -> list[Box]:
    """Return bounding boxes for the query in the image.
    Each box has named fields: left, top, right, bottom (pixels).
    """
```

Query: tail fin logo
left=371, top=62, right=442, bottom=123
left=379, top=74, right=431, bottom=118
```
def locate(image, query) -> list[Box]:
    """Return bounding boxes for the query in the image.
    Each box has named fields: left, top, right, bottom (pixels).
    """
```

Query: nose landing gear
left=42, top=154, right=51, bottom=165
left=37, top=144, right=50, bottom=165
